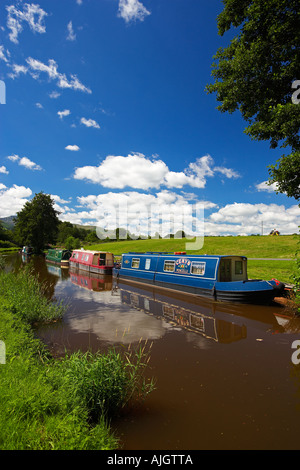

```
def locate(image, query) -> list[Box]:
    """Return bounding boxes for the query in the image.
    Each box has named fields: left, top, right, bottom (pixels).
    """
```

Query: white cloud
left=0, top=46, right=10, bottom=63
left=6, top=3, right=48, bottom=44
left=214, top=166, right=241, bottom=179
left=74, top=153, right=168, bottom=189
left=51, top=195, right=71, bottom=204
left=25, top=57, right=92, bottom=93
left=50, top=189, right=300, bottom=237
left=66, top=21, right=76, bottom=41
left=0, top=184, right=32, bottom=217
left=8, top=63, right=28, bottom=79
left=58, top=109, right=71, bottom=119
left=256, top=180, right=279, bottom=193
left=65, top=145, right=80, bottom=151
left=19, top=157, right=42, bottom=171
left=0, top=166, right=9, bottom=174
left=208, top=202, right=300, bottom=235
left=49, top=90, right=61, bottom=99
left=6, top=154, right=19, bottom=162
left=35, top=102, right=43, bottom=109
left=80, top=117, right=100, bottom=129
left=7, top=154, right=42, bottom=171
left=118, top=0, right=150, bottom=23
left=60, top=190, right=207, bottom=238
left=73, top=153, right=240, bottom=190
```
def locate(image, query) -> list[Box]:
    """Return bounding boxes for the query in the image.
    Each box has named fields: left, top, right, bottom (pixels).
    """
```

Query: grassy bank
left=86, top=234, right=298, bottom=284
left=0, top=266, right=154, bottom=450
left=86, top=234, right=297, bottom=258
left=247, top=260, right=295, bottom=284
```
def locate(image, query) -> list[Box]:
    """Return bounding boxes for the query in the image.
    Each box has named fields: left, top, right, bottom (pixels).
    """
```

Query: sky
left=0, top=0, right=299, bottom=239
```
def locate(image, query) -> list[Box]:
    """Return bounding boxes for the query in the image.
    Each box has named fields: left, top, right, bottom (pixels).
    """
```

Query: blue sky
left=0, top=0, right=299, bottom=237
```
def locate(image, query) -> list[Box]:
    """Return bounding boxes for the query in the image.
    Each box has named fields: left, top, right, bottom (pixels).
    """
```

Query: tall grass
left=0, top=266, right=155, bottom=449
left=53, top=344, right=155, bottom=422
left=0, top=265, right=65, bottom=324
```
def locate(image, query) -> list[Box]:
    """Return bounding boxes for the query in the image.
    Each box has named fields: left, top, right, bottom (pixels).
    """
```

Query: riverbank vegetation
left=0, top=265, right=155, bottom=450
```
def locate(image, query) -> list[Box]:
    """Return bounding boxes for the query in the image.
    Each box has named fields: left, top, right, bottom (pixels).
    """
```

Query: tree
left=57, top=221, right=74, bottom=244
left=65, top=236, right=81, bottom=251
left=14, top=192, right=60, bottom=253
left=0, top=221, right=6, bottom=241
left=206, top=0, right=300, bottom=199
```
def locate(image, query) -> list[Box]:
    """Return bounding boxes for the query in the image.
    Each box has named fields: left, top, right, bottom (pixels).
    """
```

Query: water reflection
left=69, top=269, right=113, bottom=292
left=119, top=282, right=247, bottom=344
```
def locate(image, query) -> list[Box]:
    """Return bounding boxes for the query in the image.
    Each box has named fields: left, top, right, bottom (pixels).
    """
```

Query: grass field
left=86, top=234, right=297, bottom=258
left=85, top=234, right=299, bottom=285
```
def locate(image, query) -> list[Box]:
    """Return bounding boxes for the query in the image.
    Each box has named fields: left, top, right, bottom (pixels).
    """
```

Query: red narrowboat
left=69, top=249, right=114, bottom=275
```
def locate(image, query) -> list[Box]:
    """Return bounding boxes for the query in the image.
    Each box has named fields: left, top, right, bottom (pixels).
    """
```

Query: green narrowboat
left=46, top=248, right=72, bottom=267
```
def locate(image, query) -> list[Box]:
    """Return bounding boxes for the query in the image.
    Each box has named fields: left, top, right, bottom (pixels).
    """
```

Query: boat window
left=85, top=255, right=89, bottom=262
left=235, top=260, right=243, bottom=275
left=164, top=260, right=175, bottom=272
left=81, top=254, right=85, bottom=261
left=145, top=258, right=151, bottom=270
left=191, top=261, right=206, bottom=275
left=131, top=258, right=140, bottom=269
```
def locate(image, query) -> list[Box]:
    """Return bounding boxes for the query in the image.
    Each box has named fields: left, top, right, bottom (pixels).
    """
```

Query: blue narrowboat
left=113, top=252, right=285, bottom=304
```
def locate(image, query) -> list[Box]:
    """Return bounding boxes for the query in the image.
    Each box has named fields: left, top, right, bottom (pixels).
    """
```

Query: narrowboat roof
left=48, top=248, right=69, bottom=253
left=71, top=250, right=113, bottom=254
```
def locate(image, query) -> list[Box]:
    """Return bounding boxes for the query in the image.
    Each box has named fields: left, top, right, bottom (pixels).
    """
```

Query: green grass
left=86, top=235, right=298, bottom=284
left=0, top=267, right=155, bottom=450
left=247, top=260, right=295, bottom=284
left=86, top=234, right=298, bottom=259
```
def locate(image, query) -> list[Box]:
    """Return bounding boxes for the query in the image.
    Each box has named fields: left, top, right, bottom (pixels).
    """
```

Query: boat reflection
left=46, top=263, right=70, bottom=280
left=116, top=279, right=299, bottom=341
left=50, top=268, right=300, bottom=347
left=69, top=269, right=113, bottom=292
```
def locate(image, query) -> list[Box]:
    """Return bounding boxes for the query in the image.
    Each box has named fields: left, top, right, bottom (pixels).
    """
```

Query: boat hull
left=114, top=270, right=284, bottom=305
left=46, top=258, right=70, bottom=267
left=69, top=260, right=113, bottom=275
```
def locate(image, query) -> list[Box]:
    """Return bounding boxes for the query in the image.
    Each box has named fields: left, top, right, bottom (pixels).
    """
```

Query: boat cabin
left=117, top=252, right=248, bottom=283
left=218, top=256, right=247, bottom=282
left=46, top=248, right=72, bottom=266
left=69, top=250, right=114, bottom=274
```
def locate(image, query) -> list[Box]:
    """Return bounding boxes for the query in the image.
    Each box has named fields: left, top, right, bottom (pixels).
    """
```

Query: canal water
left=4, top=253, right=300, bottom=450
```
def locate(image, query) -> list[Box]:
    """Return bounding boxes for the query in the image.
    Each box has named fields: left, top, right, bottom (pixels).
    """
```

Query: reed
left=54, top=343, right=155, bottom=422
left=0, top=266, right=65, bottom=324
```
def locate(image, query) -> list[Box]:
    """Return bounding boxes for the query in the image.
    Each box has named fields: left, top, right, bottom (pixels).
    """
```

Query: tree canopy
left=206, top=0, right=300, bottom=200
left=14, top=192, right=60, bottom=253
